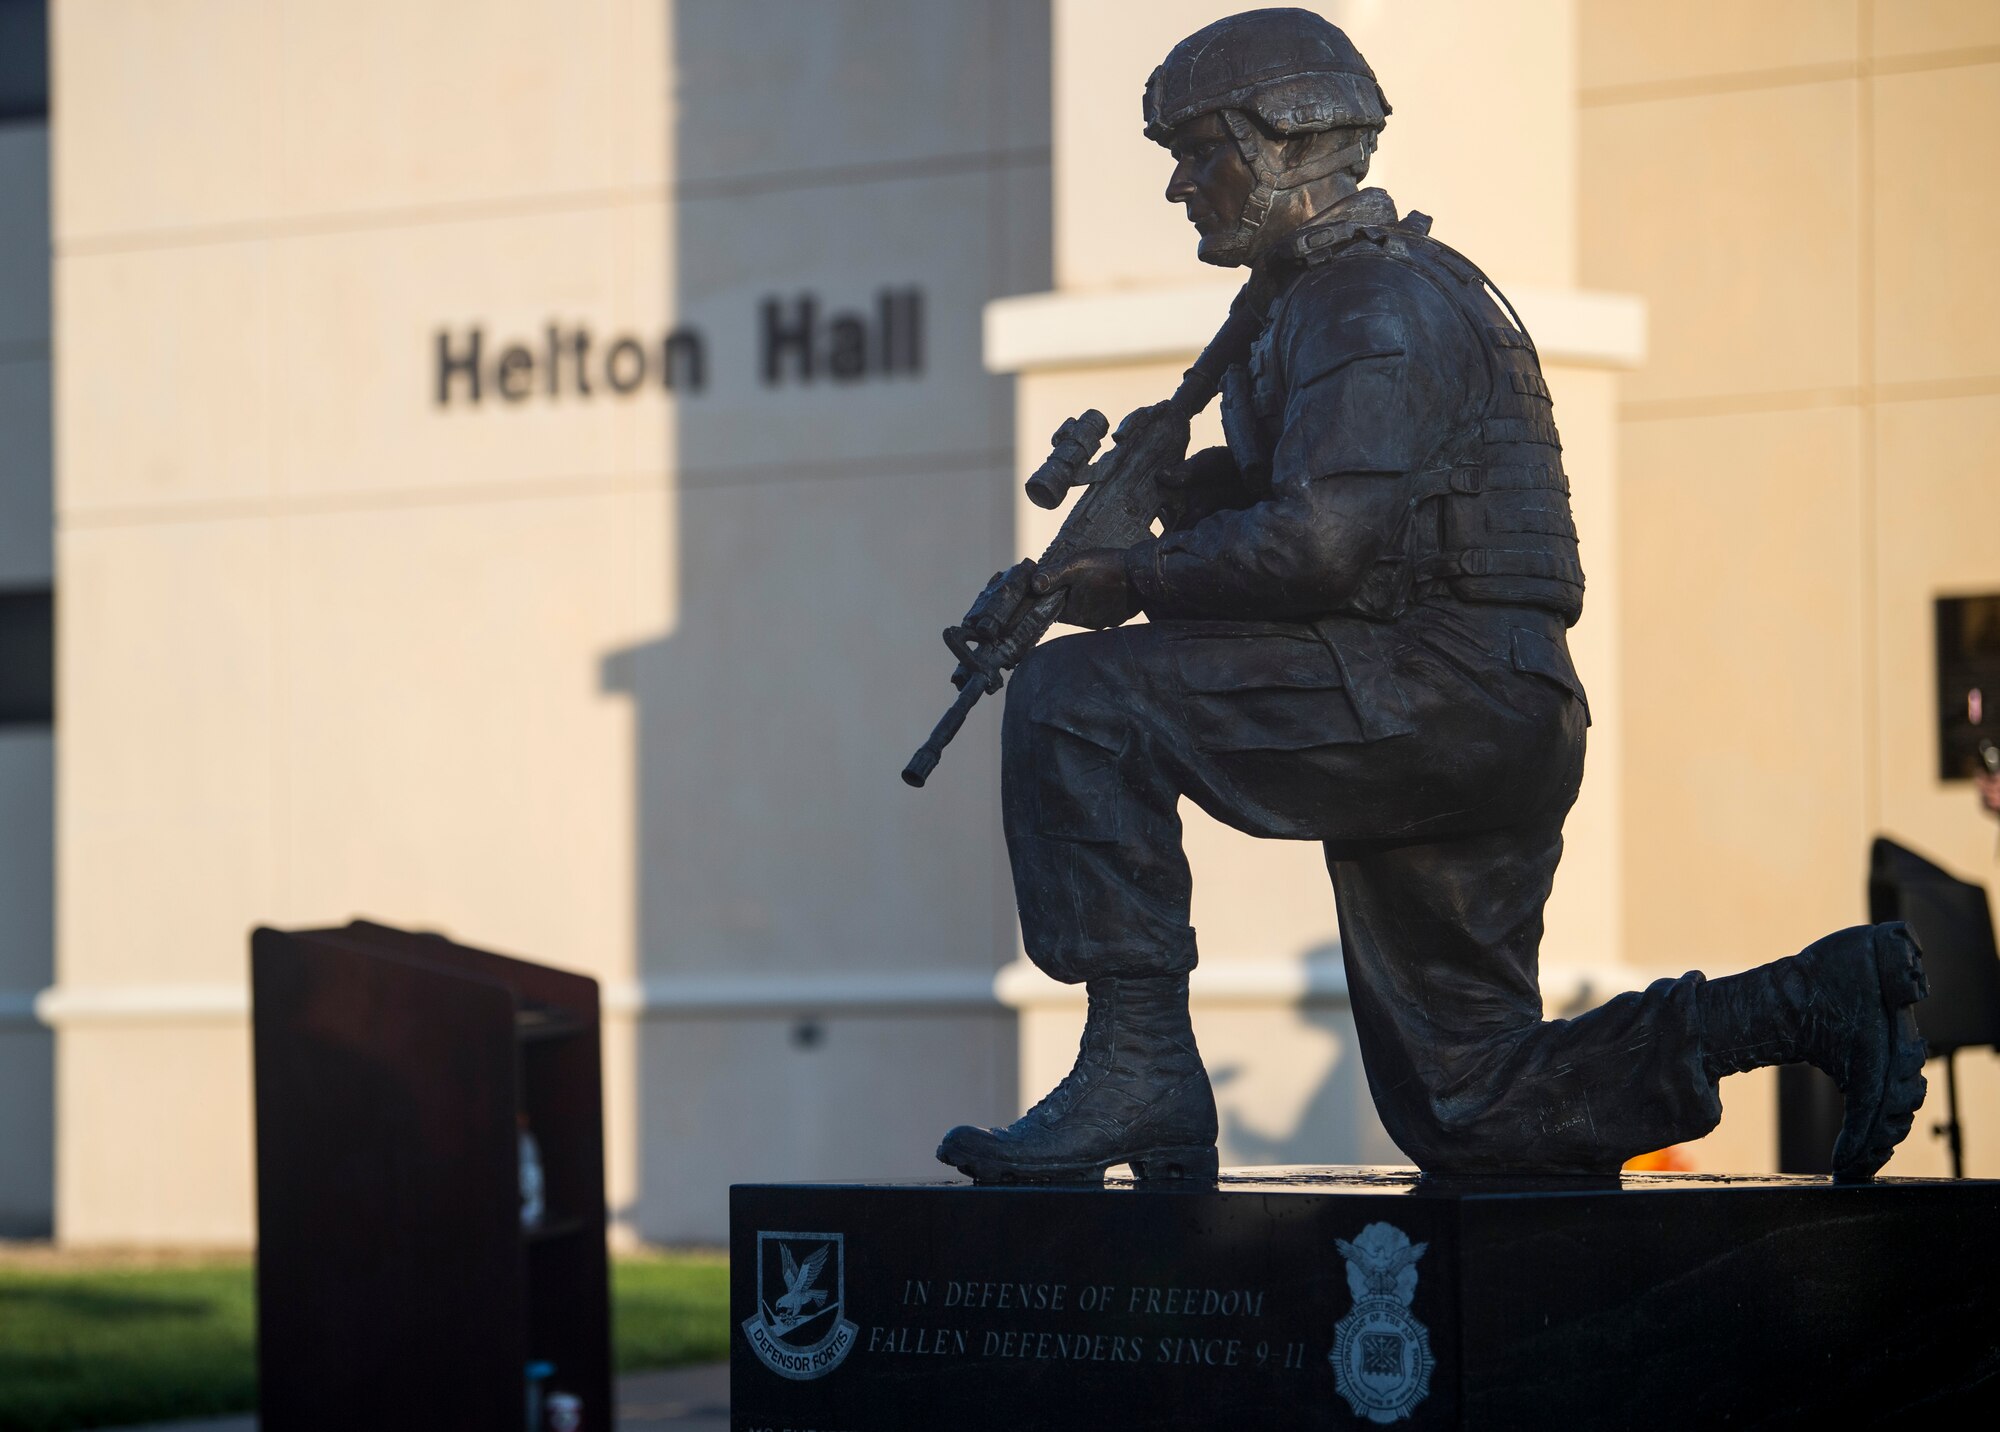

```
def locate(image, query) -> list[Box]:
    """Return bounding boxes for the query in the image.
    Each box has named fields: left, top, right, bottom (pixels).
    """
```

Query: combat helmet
left=1144, top=8, right=1391, bottom=262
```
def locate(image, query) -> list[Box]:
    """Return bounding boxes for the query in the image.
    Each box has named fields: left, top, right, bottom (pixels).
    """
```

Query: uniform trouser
left=1001, top=604, right=1722, bottom=1175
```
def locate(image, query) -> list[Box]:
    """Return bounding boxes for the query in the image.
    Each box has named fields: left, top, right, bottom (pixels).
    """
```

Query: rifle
left=901, top=287, right=1262, bottom=788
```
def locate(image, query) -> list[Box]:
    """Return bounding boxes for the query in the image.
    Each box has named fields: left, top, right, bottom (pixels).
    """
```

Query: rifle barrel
left=901, top=679, right=986, bottom=788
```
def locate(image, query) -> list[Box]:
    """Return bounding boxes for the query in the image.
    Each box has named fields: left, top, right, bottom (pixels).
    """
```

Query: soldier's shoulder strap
left=1294, top=210, right=1542, bottom=358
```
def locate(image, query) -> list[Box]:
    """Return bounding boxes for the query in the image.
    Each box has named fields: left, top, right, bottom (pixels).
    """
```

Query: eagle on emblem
left=772, top=1242, right=832, bottom=1329
left=1334, top=1222, right=1429, bottom=1305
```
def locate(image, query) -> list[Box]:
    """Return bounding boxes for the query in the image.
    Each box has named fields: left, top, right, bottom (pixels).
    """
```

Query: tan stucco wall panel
left=1619, top=404, right=1868, bottom=971
left=1579, top=0, right=1857, bottom=92
left=1871, top=62, right=2000, bottom=387
left=1180, top=822, right=1342, bottom=970
left=1693, top=1066, right=1778, bottom=1174
left=273, top=491, right=656, bottom=976
left=1872, top=392, right=2000, bottom=876
left=1867, top=388, right=2000, bottom=1183
left=1327, top=0, right=1577, bottom=289
left=632, top=465, right=1015, bottom=980
left=1887, top=1049, right=2000, bottom=1177
left=598, top=1009, right=640, bottom=1244
left=1871, top=1, right=2000, bottom=58
left=1583, top=4, right=2000, bottom=1180
left=57, top=242, right=273, bottom=513
left=663, top=172, right=1012, bottom=474
left=1540, top=365, right=1623, bottom=970
left=1190, top=1001, right=1396, bottom=1168
left=1581, top=81, right=1859, bottom=405
left=59, top=518, right=277, bottom=988
left=272, top=211, right=628, bottom=500
left=53, top=0, right=672, bottom=234
left=671, top=1, right=1048, bottom=186
left=58, top=1020, right=253, bottom=1246
left=273, top=1, right=632, bottom=219
left=52, top=0, right=278, bottom=241
left=636, top=1010, right=1018, bottom=1244
left=1052, top=0, right=1245, bottom=294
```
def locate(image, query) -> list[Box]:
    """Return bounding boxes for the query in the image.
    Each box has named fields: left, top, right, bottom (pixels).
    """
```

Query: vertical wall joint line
left=1857, top=0, right=1881, bottom=840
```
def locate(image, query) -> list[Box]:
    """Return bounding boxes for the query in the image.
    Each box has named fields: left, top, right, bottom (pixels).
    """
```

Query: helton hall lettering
left=433, top=286, right=924, bottom=406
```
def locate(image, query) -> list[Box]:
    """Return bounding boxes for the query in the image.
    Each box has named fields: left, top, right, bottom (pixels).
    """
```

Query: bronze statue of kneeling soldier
left=908, top=8, right=1929, bottom=1187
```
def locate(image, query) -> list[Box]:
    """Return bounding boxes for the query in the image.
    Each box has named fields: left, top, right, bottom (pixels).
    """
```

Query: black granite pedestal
left=730, top=1168, right=1997, bottom=1431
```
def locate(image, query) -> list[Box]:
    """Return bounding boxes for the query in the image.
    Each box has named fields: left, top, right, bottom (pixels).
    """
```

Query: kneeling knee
left=1007, top=633, right=1119, bottom=728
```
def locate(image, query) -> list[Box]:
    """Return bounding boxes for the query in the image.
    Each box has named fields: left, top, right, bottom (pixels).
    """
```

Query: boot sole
left=1832, top=922, right=1930, bottom=1184
left=941, top=1143, right=1220, bottom=1187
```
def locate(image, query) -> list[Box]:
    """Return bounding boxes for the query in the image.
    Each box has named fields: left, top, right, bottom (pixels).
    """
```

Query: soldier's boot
left=936, top=974, right=1218, bottom=1185
left=1698, top=921, right=1929, bottom=1182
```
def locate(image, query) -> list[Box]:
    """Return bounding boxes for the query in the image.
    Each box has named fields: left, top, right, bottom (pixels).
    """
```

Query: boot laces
left=1023, top=990, right=1115, bottom=1124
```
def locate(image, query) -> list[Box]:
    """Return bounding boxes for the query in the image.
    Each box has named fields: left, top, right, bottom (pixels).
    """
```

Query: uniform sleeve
left=1125, top=266, right=1466, bottom=620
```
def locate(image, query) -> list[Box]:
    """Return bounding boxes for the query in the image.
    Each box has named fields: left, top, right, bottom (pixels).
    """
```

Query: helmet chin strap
left=1208, top=110, right=1377, bottom=266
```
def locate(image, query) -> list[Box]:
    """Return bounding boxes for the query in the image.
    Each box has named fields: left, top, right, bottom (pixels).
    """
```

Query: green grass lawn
left=0, top=1251, right=728, bottom=1432
left=610, top=1250, right=730, bottom=1373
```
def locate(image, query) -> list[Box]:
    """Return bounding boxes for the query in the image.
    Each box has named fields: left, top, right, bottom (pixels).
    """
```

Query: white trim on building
left=984, top=281, right=1646, bottom=374
left=27, top=957, right=1671, bottom=1025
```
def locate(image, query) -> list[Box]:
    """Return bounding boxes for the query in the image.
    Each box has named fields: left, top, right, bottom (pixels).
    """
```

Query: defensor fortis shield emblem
left=741, top=1230, right=859, bottom=1380
left=1329, top=1221, right=1436, bottom=1423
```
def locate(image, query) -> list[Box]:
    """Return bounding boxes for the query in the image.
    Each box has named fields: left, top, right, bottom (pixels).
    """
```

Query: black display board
left=252, top=920, right=610, bottom=1431
left=733, top=1169, right=1998, bottom=1430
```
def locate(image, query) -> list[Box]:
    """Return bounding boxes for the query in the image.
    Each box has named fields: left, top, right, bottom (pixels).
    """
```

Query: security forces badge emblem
left=1328, top=1222, right=1436, bottom=1423
left=741, top=1230, right=860, bottom=1380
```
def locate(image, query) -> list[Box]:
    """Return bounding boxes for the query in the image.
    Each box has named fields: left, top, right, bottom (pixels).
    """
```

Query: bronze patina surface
left=911, top=8, right=1927, bottom=1188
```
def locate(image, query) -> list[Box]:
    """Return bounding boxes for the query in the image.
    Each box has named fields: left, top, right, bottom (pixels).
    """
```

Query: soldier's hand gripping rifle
left=901, top=288, right=1262, bottom=788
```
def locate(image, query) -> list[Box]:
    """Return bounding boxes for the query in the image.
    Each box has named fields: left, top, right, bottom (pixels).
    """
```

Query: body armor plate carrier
left=1297, top=214, right=1585, bottom=627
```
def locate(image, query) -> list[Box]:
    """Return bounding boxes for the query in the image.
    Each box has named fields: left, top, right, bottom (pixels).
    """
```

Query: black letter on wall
left=762, top=294, right=816, bottom=384
left=661, top=329, right=706, bottom=392
left=495, top=344, right=534, bottom=402
left=885, top=288, right=923, bottom=375
left=436, top=327, right=483, bottom=405
left=605, top=336, right=647, bottom=394
left=828, top=313, right=869, bottom=381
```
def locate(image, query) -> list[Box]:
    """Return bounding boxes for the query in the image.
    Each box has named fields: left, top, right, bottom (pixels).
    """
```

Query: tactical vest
left=1288, top=214, right=1586, bottom=627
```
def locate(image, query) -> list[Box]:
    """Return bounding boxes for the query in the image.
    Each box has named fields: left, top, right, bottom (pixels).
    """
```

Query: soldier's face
left=1165, top=113, right=1255, bottom=264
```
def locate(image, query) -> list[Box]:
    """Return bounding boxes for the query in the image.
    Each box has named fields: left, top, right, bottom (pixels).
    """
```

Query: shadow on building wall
left=601, top=1, right=1052, bottom=1242
left=1203, top=946, right=1403, bottom=1170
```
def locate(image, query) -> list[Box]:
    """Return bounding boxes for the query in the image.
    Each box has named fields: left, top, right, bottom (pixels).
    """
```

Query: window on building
left=0, top=588, right=50, bottom=725
left=1937, top=594, right=2000, bottom=781
left=0, top=1, right=46, bottom=125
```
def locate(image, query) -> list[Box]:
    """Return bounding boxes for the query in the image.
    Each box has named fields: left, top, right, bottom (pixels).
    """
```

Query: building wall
left=42, top=1, right=2000, bottom=1245
left=48, top=0, right=1047, bottom=1245
left=1580, top=0, right=2000, bottom=1174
